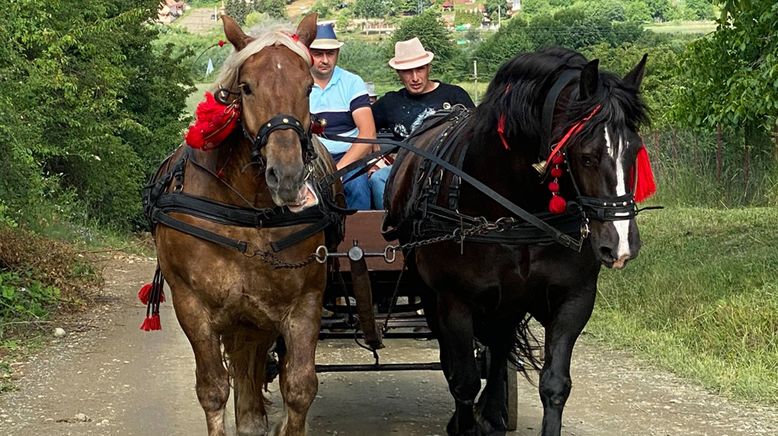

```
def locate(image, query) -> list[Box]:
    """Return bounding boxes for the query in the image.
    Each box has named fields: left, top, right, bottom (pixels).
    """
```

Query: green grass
left=645, top=21, right=716, bottom=34
left=590, top=207, right=778, bottom=404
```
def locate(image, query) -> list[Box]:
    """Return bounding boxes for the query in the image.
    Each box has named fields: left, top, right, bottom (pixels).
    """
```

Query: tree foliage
left=673, top=0, right=777, bottom=135
left=391, top=10, right=455, bottom=65
left=353, top=0, right=392, bottom=18
left=0, top=0, right=192, bottom=229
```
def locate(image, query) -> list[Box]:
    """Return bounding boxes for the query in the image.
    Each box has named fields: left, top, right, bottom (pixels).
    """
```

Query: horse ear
left=623, top=54, right=648, bottom=89
left=296, top=13, right=318, bottom=48
left=579, top=59, right=599, bottom=100
left=222, top=15, right=252, bottom=51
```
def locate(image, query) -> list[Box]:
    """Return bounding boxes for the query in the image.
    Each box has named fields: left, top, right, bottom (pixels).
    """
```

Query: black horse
left=383, top=48, right=651, bottom=436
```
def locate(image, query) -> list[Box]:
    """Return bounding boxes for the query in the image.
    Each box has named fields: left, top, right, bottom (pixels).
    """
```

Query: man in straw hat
left=309, top=23, right=376, bottom=210
left=369, top=37, right=474, bottom=209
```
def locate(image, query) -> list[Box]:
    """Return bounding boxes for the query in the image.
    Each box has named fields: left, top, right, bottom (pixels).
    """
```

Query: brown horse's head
left=563, top=56, right=649, bottom=269
left=217, top=14, right=318, bottom=207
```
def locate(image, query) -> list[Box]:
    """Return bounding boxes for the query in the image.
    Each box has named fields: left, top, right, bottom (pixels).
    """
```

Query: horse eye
left=581, top=155, right=595, bottom=167
left=239, top=83, right=252, bottom=95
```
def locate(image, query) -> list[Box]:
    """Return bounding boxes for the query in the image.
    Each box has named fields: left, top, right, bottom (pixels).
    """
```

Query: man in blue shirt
left=309, top=23, right=376, bottom=210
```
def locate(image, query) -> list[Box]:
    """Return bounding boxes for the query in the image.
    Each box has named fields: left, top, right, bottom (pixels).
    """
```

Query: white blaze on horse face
left=604, top=127, right=632, bottom=259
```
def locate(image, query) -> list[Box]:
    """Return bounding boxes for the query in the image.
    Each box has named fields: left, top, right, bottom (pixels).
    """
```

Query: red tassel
left=497, top=114, right=511, bottom=150
left=631, top=146, right=656, bottom=202
left=138, top=283, right=152, bottom=305
left=184, top=92, right=240, bottom=149
left=311, top=119, right=325, bottom=135
left=549, top=195, right=567, bottom=214
left=139, top=314, right=161, bottom=331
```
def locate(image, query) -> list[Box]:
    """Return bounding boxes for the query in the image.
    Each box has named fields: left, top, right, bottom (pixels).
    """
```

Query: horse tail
left=222, top=328, right=275, bottom=417
left=510, top=314, right=543, bottom=378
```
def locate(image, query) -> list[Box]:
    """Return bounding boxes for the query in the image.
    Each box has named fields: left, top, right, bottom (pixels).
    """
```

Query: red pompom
left=218, top=40, right=226, bottom=47
left=547, top=181, right=560, bottom=192
left=549, top=194, right=567, bottom=214
left=311, top=119, right=325, bottom=135
left=550, top=167, right=564, bottom=178
left=630, top=146, right=657, bottom=202
left=140, top=314, right=161, bottom=331
left=551, top=153, right=565, bottom=165
left=138, top=283, right=152, bottom=305
left=184, top=92, right=240, bottom=150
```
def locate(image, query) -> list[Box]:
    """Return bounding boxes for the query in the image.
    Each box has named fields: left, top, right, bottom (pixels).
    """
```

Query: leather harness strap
left=143, top=148, right=341, bottom=254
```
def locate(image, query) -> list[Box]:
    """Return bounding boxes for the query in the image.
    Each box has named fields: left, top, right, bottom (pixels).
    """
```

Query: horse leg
left=537, top=290, right=595, bottom=436
left=474, top=333, right=513, bottom=435
left=435, top=293, right=482, bottom=436
left=274, top=295, right=322, bottom=436
left=223, top=328, right=277, bottom=436
left=174, top=292, right=230, bottom=436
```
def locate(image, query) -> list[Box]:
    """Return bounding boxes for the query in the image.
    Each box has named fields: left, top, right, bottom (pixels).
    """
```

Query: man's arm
left=336, top=106, right=376, bottom=170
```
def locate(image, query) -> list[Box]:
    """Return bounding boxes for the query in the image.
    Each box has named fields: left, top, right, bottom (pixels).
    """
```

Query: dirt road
left=1, top=254, right=776, bottom=435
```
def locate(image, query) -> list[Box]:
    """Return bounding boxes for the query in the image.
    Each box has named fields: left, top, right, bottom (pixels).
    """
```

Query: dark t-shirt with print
left=371, top=81, right=475, bottom=139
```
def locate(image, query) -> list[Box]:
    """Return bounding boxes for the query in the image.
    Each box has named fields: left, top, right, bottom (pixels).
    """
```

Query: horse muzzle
left=591, top=219, right=641, bottom=269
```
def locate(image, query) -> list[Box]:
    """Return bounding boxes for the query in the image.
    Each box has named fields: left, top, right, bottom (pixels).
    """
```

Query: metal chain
left=385, top=217, right=516, bottom=258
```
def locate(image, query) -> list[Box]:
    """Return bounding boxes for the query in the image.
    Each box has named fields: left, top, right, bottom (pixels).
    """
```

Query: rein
left=318, top=130, right=586, bottom=251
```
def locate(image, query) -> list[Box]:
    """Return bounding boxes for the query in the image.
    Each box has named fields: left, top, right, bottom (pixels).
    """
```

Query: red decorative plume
left=630, top=146, right=656, bottom=202
left=184, top=92, right=240, bottom=150
left=139, top=265, right=165, bottom=332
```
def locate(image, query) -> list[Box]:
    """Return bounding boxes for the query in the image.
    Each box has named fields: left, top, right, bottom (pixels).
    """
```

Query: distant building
left=158, top=0, right=187, bottom=24
left=442, top=1, right=454, bottom=11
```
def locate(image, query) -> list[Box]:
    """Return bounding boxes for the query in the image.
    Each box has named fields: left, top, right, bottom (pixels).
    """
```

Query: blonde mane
left=213, top=22, right=312, bottom=94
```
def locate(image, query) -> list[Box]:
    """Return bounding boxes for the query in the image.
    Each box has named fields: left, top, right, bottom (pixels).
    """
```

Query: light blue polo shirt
left=310, top=66, right=371, bottom=155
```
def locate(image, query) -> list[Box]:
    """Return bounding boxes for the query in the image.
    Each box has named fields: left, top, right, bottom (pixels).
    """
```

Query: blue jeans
left=332, top=153, right=371, bottom=210
left=369, top=165, right=392, bottom=209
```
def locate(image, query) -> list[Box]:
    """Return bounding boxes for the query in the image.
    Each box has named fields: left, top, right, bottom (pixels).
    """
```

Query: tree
left=353, top=0, right=390, bottom=18
left=673, top=0, right=777, bottom=135
left=672, top=0, right=778, bottom=203
left=685, top=0, right=715, bottom=20
left=0, top=0, right=191, bottom=229
left=624, top=0, right=653, bottom=23
left=472, top=16, right=534, bottom=77
left=256, top=0, right=287, bottom=19
left=391, top=10, right=455, bottom=64
left=225, top=0, right=250, bottom=24
left=645, top=0, right=671, bottom=22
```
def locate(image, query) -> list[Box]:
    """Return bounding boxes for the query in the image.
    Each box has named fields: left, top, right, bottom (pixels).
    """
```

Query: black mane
left=472, top=47, right=649, bottom=151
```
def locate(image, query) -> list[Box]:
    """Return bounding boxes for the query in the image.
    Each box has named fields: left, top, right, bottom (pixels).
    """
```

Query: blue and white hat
left=310, top=23, right=344, bottom=50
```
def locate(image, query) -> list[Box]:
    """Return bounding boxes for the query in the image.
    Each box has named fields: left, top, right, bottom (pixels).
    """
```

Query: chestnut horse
left=150, top=15, right=337, bottom=436
left=384, top=48, right=651, bottom=435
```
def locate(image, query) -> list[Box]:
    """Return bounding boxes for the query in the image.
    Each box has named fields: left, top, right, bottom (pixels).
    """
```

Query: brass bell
left=532, top=160, right=547, bottom=174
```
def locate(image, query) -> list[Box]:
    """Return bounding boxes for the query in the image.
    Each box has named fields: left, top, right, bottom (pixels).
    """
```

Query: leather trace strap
left=319, top=133, right=584, bottom=251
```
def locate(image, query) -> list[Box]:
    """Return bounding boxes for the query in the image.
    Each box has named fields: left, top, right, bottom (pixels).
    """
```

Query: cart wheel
left=505, top=360, right=518, bottom=431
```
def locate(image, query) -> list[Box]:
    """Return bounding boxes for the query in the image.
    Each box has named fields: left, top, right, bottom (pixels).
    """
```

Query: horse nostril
left=266, top=167, right=279, bottom=188
left=599, top=246, right=614, bottom=261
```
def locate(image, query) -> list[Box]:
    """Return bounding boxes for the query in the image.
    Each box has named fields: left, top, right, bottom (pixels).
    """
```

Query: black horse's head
left=476, top=48, right=650, bottom=269
left=560, top=56, right=649, bottom=269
